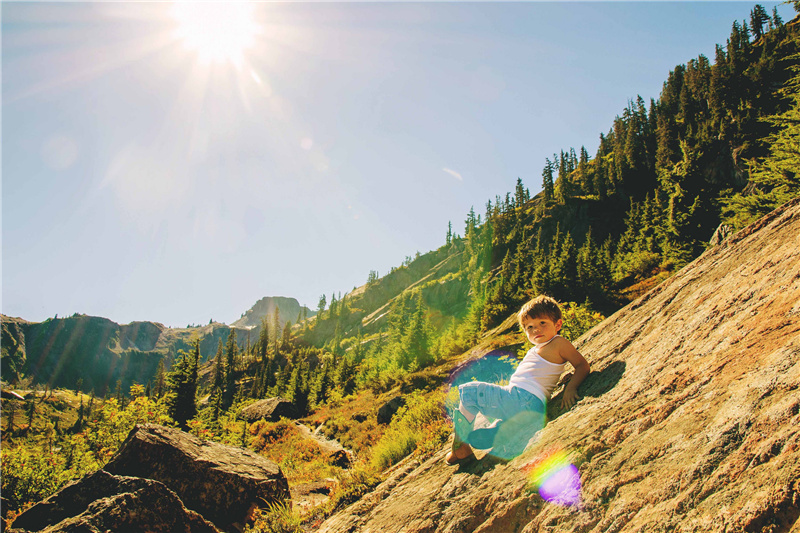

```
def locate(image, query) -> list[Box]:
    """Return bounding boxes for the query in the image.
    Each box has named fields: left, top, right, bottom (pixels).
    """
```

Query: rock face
left=240, top=397, right=301, bottom=422
left=0, top=314, right=262, bottom=395
left=9, top=469, right=220, bottom=533
left=104, top=424, right=290, bottom=532
left=232, top=296, right=314, bottom=329
left=318, top=198, right=800, bottom=532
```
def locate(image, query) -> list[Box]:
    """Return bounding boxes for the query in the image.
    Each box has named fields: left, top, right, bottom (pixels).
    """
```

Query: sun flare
left=171, top=2, right=259, bottom=66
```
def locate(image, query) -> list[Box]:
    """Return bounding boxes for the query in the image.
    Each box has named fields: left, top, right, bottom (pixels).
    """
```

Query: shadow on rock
left=581, top=360, right=626, bottom=398
left=453, top=453, right=510, bottom=476
left=548, top=360, right=626, bottom=421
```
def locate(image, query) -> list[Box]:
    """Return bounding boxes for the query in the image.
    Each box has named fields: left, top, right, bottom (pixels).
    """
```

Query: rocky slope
left=318, top=197, right=800, bottom=532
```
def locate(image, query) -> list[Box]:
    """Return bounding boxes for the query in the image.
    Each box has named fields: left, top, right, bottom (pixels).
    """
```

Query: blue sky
left=3, top=1, right=794, bottom=328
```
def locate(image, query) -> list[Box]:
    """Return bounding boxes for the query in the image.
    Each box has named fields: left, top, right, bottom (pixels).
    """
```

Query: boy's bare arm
left=557, top=339, right=591, bottom=409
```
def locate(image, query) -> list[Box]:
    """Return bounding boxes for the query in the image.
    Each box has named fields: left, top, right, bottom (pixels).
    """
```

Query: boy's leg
left=452, top=409, right=474, bottom=445
left=446, top=381, right=496, bottom=464
left=486, top=390, right=546, bottom=460
left=446, top=409, right=476, bottom=464
left=458, top=381, right=515, bottom=420
left=458, top=382, right=519, bottom=450
left=489, top=409, right=545, bottom=459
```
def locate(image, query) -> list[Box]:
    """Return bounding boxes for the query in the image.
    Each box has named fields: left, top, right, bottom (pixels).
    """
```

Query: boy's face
left=522, top=315, right=562, bottom=345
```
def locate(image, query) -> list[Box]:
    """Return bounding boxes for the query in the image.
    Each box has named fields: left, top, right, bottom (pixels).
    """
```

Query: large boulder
left=8, top=469, right=219, bottom=533
left=104, top=424, right=289, bottom=532
left=240, top=397, right=300, bottom=422
left=377, top=396, right=405, bottom=425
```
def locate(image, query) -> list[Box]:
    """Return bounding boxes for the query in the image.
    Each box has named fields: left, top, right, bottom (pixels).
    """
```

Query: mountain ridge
left=0, top=295, right=312, bottom=394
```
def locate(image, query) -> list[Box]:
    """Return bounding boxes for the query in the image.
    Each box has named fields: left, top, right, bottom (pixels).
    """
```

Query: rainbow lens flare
left=521, top=448, right=582, bottom=508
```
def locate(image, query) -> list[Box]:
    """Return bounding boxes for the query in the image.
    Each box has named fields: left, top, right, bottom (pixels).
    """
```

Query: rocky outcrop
left=377, top=396, right=406, bottom=425
left=327, top=449, right=353, bottom=469
left=318, top=198, right=800, bottom=532
left=240, top=397, right=301, bottom=422
left=104, top=424, right=289, bottom=532
left=232, top=296, right=314, bottom=329
left=1, top=318, right=27, bottom=384
left=9, top=469, right=220, bottom=533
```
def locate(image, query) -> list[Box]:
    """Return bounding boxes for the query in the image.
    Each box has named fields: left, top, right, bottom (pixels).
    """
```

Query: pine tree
left=514, top=177, right=527, bottom=211
left=724, top=53, right=800, bottom=228
left=310, top=357, right=332, bottom=407
left=165, top=341, right=200, bottom=429
left=271, top=307, right=281, bottom=350
left=554, top=149, right=573, bottom=203
left=577, top=146, right=592, bottom=194
left=222, top=331, right=238, bottom=409
left=213, top=338, right=225, bottom=391
left=25, top=399, right=36, bottom=432
left=154, top=357, right=166, bottom=398
left=772, top=7, right=783, bottom=28
left=750, top=5, right=769, bottom=40
left=554, top=232, right=578, bottom=301
left=316, top=294, right=327, bottom=321
left=257, top=316, right=269, bottom=362
left=542, top=158, right=555, bottom=202
left=281, top=321, right=292, bottom=350
left=401, top=293, right=433, bottom=370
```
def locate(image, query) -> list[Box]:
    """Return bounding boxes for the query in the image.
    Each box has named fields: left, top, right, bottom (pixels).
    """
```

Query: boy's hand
left=560, top=387, right=580, bottom=409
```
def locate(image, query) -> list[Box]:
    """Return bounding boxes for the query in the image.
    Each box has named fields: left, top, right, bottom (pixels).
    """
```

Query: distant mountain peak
left=232, top=296, right=314, bottom=329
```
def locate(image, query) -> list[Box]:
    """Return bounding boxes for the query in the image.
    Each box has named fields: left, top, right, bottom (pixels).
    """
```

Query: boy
left=446, top=295, right=590, bottom=464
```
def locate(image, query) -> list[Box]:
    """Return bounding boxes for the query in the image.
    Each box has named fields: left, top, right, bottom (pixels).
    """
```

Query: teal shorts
left=458, top=382, right=544, bottom=420
left=457, top=382, right=545, bottom=459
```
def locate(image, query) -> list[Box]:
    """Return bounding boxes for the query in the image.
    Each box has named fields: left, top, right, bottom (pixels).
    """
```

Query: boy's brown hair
left=517, top=295, right=562, bottom=328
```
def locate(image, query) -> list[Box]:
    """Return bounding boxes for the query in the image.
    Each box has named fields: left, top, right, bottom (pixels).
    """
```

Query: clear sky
left=2, top=1, right=794, bottom=328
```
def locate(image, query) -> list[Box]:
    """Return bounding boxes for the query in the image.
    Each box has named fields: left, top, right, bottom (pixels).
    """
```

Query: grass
left=369, top=390, right=450, bottom=471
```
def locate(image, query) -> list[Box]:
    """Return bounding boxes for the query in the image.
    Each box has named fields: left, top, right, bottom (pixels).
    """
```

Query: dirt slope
left=318, top=197, right=800, bottom=533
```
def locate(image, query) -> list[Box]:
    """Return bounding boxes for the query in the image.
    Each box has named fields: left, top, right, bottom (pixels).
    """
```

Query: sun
left=171, top=2, right=259, bottom=66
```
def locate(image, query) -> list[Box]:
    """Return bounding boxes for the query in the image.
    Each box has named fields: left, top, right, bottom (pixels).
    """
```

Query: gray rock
left=104, top=424, right=289, bottom=532
left=327, top=449, right=352, bottom=469
left=377, top=396, right=405, bottom=425
left=9, top=469, right=219, bottom=533
left=239, top=397, right=300, bottom=422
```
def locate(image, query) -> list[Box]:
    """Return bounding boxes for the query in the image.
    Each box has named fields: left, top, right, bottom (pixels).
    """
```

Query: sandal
left=445, top=442, right=476, bottom=465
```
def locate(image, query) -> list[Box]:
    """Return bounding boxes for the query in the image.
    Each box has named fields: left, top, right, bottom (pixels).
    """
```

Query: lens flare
left=521, top=447, right=582, bottom=507
left=448, top=350, right=519, bottom=389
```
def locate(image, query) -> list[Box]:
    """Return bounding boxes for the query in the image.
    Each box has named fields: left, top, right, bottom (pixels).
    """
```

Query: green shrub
left=2, top=445, right=71, bottom=515
left=245, top=502, right=303, bottom=533
left=370, top=431, right=418, bottom=471
left=369, top=391, right=448, bottom=471
left=614, top=250, right=661, bottom=283
left=558, top=302, right=605, bottom=341
left=2, top=388, right=172, bottom=517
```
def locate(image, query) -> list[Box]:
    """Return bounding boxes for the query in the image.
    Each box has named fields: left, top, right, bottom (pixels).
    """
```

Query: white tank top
left=508, top=336, right=566, bottom=404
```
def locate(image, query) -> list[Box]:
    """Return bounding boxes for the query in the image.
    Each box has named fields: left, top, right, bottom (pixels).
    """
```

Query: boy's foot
left=468, top=420, right=501, bottom=450
left=445, top=442, right=475, bottom=465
